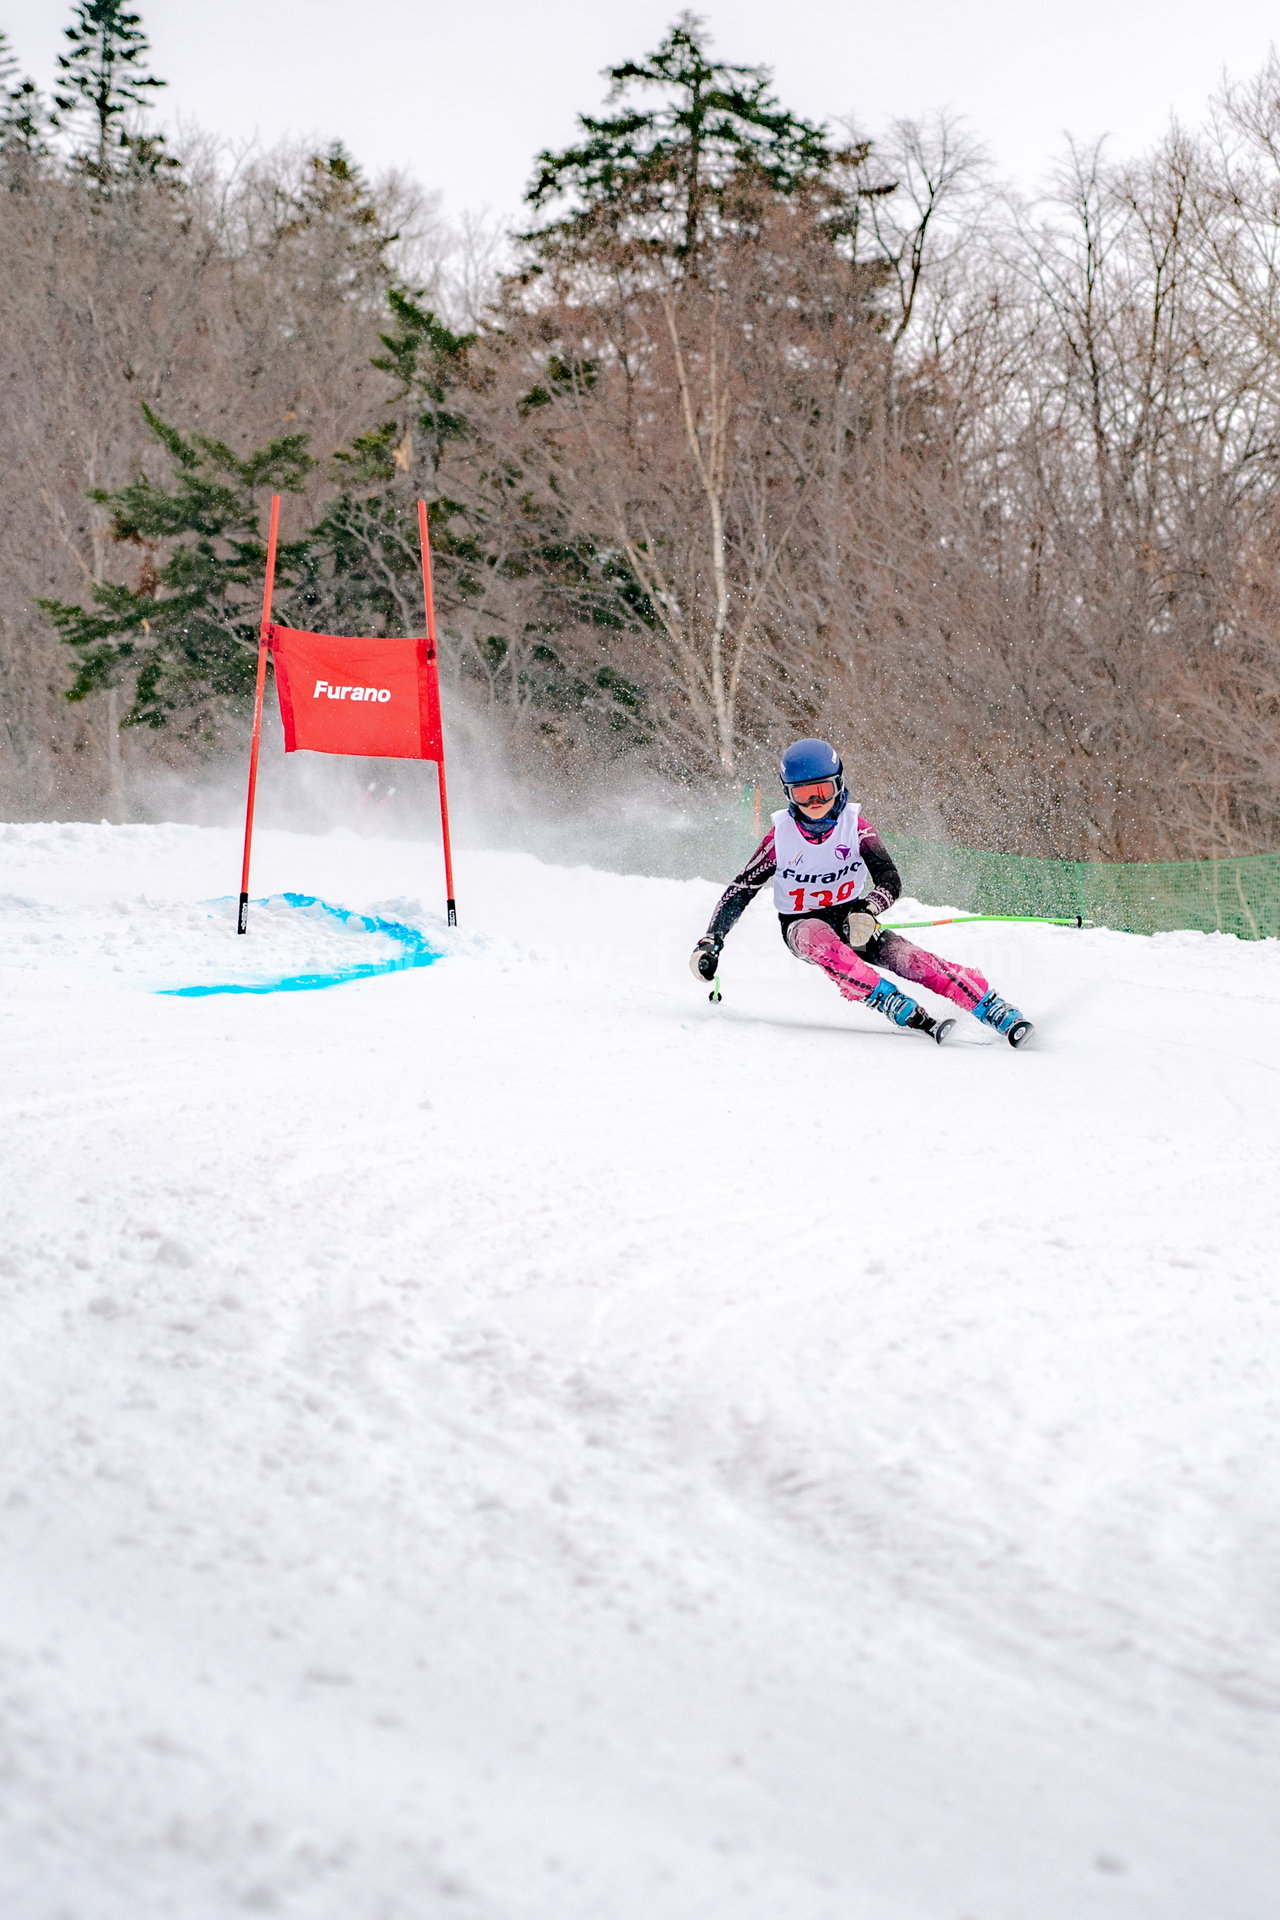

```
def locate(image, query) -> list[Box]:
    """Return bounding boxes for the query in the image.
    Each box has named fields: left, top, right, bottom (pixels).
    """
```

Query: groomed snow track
left=3, top=821, right=1280, bottom=1920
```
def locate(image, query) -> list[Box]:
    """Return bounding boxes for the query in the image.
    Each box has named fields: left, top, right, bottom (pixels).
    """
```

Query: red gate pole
left=417, top=499, right=457, bottom=926
left=237, top=493, right=281, bottom=934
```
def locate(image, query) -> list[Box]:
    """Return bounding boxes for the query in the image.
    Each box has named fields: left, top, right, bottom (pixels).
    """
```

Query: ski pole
left=883, top=913, right=1089, bottom=931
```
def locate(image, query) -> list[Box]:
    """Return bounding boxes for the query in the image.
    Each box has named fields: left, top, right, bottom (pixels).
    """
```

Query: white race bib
left=771, top=802, right=871, bottom=915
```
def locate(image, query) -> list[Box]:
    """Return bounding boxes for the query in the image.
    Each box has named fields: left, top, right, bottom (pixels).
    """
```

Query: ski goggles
left=787, top=777, right=839, bottom=805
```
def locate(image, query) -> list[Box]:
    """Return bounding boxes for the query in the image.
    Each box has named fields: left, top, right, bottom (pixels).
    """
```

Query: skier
left=690, top=739, right=1034, bottom=1046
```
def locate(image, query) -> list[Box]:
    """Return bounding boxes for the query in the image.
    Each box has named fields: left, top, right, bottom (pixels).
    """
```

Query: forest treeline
left=6, top=5, right=1280, bottom=858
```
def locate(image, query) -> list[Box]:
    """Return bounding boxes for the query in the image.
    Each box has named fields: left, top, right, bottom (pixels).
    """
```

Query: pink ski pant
left=786, top=917, right=989, bottom=1013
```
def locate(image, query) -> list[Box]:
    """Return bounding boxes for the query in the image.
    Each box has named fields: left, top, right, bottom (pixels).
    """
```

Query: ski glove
left=845, top=907, right=880, bottom=949
left=690, top=937, right=721, bottom=982
left=863, top=885, right=895, bottom=919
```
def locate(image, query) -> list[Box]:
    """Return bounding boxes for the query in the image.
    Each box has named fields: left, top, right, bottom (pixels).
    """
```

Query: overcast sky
left=6, top=0, right=1279, bottom=220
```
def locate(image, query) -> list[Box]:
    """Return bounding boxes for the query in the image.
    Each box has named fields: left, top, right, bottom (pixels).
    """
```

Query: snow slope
left=2, top=819, right=1280, bottom=1920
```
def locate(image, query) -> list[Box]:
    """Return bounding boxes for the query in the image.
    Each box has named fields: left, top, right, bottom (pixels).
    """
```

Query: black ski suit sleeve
left=859, top=820, right=902, bottom=916
left=703, top=828, right=777, bottom=944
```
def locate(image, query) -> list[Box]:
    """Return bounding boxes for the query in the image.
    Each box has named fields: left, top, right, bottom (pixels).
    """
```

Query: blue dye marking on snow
left=158, top=893, right=445, bottom=998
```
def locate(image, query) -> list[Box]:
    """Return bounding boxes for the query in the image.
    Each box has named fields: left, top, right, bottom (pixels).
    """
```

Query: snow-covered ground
left=3, top=818, right=1280, bottom=1920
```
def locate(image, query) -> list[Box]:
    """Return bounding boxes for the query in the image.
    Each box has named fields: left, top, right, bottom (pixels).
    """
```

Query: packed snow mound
left=0, top=887, right=447, bottom=995
left=3, top=819, right=1280, bottom=1920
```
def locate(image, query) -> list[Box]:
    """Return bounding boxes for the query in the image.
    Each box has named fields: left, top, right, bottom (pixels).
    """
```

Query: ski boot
left=973, top=988, right=1034, bottom=1048
left=866, top=976, right=955, bottom=1045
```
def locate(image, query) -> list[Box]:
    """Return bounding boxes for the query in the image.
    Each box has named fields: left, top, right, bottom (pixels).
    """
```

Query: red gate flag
left=269, top=628, right=443, bottom=760
left=238, top=495, right=458, bottom=932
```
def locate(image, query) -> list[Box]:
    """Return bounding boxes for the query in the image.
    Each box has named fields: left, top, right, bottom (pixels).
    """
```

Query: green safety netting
left=889, top=838, right=1280, bottom=941
left=735, top=789, right=1280, bottom=939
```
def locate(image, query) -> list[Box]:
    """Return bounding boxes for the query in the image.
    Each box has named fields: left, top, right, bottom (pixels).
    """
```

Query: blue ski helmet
left=779, top=738, right=843, bottom=789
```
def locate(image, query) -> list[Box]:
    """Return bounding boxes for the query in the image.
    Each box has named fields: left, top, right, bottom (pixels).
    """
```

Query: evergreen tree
left=273, top=143, right=399, bottom=302
left=314, top=291, right=650, bottom=745
left=54, top=0, right=171, bottom=186
left=305, top=289, right=477, bottom=637
left=41, top=407, right=313, bottom=732
left=525, top=12, right=832, bottom=260
left=0, top=31, right=49, bottom=169
left=333, top=286, right=474, bottom=510
left=41, top=298, right=465, bottom=737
